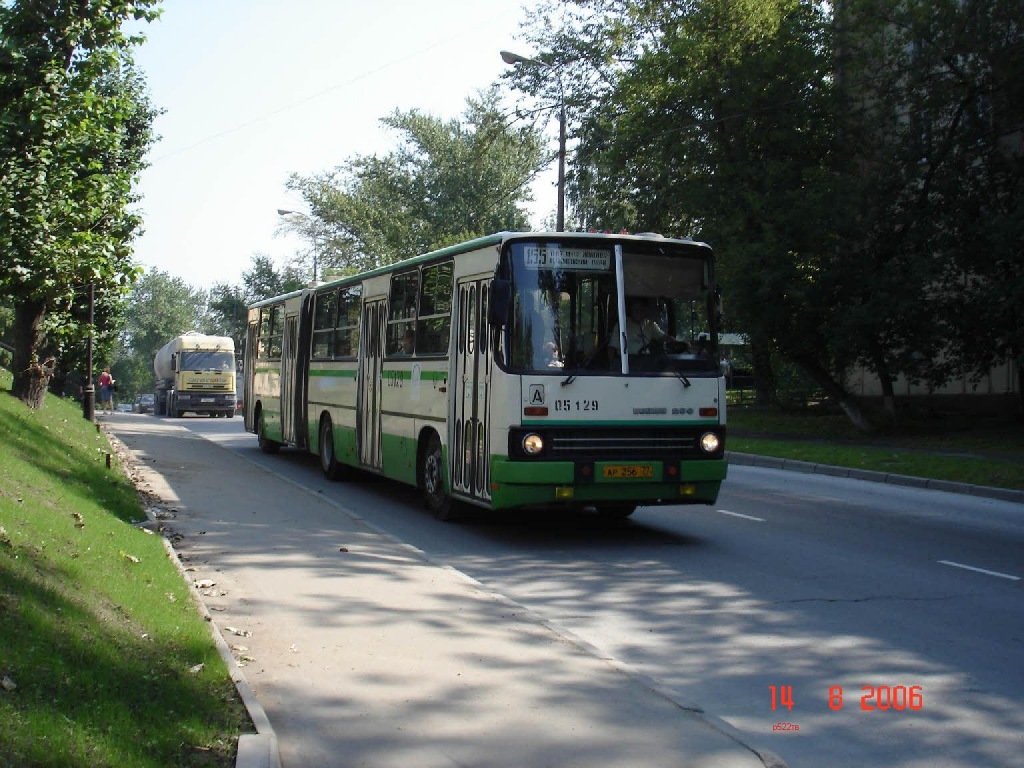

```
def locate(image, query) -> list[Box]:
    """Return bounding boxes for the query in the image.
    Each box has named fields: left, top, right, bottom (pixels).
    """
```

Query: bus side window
left=335, top=285, right=361, bottom=358
left=312, top=289, right=338, bottom=359
left=418, top=262, right=453, bottom=355
left=387, top=271, right=419, bottom=357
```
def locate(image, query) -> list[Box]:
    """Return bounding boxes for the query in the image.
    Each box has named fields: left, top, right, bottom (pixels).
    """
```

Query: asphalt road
left=134, top=414, right=1023, bottom=768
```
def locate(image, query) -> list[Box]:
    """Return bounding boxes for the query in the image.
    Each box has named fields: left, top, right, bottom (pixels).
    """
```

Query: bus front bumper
left=488, top=457, right=727, bottom=510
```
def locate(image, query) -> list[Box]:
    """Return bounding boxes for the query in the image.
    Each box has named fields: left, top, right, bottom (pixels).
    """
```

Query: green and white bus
left=243, top=231, right=727, bottom=520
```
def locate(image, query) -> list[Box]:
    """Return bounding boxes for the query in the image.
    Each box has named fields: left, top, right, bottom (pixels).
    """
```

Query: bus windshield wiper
left=563, top=335, right=610, bottom=386
left=673, top=370, right=692, bottom=388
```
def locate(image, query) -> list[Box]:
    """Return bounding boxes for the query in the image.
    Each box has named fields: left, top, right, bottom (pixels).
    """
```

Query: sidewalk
left=106, top=415, right=783, bottom=768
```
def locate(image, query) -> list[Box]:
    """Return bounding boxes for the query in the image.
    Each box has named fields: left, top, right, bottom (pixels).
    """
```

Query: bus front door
left=451, top=278, right=492, bottom=503
left=358, top=299, right=385, bottom=471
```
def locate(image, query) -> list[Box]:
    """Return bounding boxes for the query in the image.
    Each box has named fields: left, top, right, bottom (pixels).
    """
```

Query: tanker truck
left=153, top=333, right=237, bottom=418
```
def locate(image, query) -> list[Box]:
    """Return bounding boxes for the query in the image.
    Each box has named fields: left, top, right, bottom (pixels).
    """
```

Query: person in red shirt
left=97, top=368, right=115, bottom=415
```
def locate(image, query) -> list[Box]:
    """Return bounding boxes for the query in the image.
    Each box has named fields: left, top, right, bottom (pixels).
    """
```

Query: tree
left=516, top=0, right=1024, bottom=426
left=836, top=0, right=1024, bottom=413
left=0, top=0, right=161, bottom=408
left=284, top=88, right=544, bottom=275
left=515, top=0, right=847, bottom=415
left=114, top=269, right=206, bottom=398
left=241, top=254, right=305, bottom=302
left=205, top=282, right=247, bottom=353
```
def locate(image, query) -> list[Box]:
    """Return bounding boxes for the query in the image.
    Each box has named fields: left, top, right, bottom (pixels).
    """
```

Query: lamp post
left=277, top=208, right=319, bottom=283
left=82, top=283, right=95, bottom=421
left=500, top=50, right=566, bottom=232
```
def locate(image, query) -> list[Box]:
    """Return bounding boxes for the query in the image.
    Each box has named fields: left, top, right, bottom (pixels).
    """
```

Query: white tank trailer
left=153, top=332, right=237, bottom=418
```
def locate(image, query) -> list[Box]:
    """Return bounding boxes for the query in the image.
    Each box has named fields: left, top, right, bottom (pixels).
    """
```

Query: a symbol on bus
left=529, top=384, right=545, bottom=405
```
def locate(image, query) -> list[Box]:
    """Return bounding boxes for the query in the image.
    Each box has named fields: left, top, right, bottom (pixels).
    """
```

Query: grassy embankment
left=0, top=369, right=250, bottom=768
left=728, top=403, right=1024, bottom=491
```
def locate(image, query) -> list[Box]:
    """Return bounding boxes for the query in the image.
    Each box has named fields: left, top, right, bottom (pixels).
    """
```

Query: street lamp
left=277, top=208, right=319, bottom=283
left=501, top=50, right=566, bottom=232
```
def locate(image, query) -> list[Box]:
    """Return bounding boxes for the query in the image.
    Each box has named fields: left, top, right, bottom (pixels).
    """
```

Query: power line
left=147, top=12, right=513, bottom=164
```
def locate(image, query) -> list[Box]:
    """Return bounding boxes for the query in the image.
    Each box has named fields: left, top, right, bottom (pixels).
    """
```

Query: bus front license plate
left=602, top=464, right=654, bottom=479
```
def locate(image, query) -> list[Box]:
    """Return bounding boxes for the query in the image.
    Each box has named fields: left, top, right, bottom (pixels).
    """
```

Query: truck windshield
left=181, top=351, right=234, bottom=371
left=503, top=239, right=718, bottom=375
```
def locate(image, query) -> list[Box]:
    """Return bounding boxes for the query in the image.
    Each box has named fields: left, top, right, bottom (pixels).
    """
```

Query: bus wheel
left=597, top=504, right=636, bottom=520
left=257, top=410, right=280, bottom=454
left=421, top=432, right=455, bottom=521
left=319, top=418, right=345, bottom=481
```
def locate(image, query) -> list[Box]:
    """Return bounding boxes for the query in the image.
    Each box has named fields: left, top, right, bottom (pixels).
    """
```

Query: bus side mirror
left=488, top=280, right=511, bottom=327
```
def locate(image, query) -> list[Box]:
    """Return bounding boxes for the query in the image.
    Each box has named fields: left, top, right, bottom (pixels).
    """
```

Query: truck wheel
left=421, top=431, right=456, bottom=521
left=257, top=410, right=280, bottom=454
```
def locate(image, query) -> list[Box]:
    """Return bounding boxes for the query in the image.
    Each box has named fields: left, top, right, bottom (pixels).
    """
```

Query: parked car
left=116, top=403, right=133, bottom=413
left=133, top=393, right=156, bottom=414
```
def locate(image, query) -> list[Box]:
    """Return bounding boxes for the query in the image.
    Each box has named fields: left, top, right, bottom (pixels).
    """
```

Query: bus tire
left=319, top=418, right=346, bottom=481
left=257, top=409, right=280, bottom=454
left=421, top=431, right=455, bottom=521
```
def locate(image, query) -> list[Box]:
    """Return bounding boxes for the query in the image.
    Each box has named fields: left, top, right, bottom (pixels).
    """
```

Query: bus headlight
left=522, top=433, right=545, bottom=455
left=699, top=432, right=721, bottom=454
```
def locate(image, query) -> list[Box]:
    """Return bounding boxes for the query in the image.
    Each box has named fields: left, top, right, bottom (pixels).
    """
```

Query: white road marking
left=717, top=509, right=766, bottom=523
left=938, top=560, right=1020, bottom=581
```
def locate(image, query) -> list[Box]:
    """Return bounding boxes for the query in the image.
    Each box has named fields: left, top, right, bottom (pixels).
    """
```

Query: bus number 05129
left=553, top=399, right=599, bottom=412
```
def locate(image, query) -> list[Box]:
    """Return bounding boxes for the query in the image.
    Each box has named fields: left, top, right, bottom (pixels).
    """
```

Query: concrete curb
left=105, top=428, right=282, bottom=768
left=727, top=451, right=1024, bottom=504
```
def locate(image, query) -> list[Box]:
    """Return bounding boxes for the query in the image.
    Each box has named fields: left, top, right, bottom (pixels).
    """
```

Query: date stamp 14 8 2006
left=769, top=684, right=924, bottom=733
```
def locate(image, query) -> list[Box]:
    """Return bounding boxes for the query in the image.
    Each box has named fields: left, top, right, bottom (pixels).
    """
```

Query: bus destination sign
left=523, top=246, right=611, bottom=271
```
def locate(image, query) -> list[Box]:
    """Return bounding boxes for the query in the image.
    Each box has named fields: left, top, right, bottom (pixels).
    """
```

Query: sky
left=129, top=0, right=547, bottom=291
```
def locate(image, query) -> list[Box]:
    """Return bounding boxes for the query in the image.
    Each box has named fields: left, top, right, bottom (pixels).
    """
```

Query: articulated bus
left=243, top=231, right=727, bottom=520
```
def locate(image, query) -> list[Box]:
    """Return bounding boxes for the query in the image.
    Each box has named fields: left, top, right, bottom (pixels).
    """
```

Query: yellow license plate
left=602, top=464, right=654, bottom=479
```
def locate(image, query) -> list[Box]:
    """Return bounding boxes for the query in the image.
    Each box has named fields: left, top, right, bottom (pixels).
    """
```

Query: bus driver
left=609, top=296, right=688, bottom=360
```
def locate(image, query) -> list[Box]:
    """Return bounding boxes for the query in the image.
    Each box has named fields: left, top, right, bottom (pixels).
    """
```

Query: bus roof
left=248, top=231, right=711, bottom=308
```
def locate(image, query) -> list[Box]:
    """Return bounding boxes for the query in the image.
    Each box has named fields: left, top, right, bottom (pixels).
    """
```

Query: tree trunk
left=793, top=353, right=876, bottom=432
left=750, top=338, right=777, bottom=407
left=872, top=352, right=897, bottom=426
left=11, top=298, right=50, bottom=409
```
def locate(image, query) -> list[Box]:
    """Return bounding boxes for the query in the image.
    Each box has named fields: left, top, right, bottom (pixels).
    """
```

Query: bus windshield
left=504, top=239, right=719, bottom=375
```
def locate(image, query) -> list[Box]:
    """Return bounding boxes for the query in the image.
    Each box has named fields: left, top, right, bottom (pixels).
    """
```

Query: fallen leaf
left=195, top=579, right=216, bottom=589
left=224, top=626, right=252, bottom=638
left=119, top=550, right=140, bottom=564
left=189, top=663, right=204, bottom=675
left=1, top=676, right=16, bottom=692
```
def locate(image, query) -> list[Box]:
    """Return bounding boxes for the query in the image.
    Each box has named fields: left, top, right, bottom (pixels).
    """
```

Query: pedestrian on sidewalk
left=98, top=368, right=115, bottom=415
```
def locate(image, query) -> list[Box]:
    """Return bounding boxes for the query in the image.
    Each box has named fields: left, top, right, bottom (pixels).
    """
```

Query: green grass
left=728, top=403, right=1024, bottom=491
left=0, top=369, right=251, bottom=768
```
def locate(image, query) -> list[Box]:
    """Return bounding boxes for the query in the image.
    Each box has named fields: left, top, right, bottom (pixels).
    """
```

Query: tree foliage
left=0, top=0, right=161, bottom=407
left=835, top=0, right=1024, bottom=409
left=285, top=88, right=544, bottom=276
left=512, top=0, right=1024, bottom=426
left=204, top=254, right=305, bottom=351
